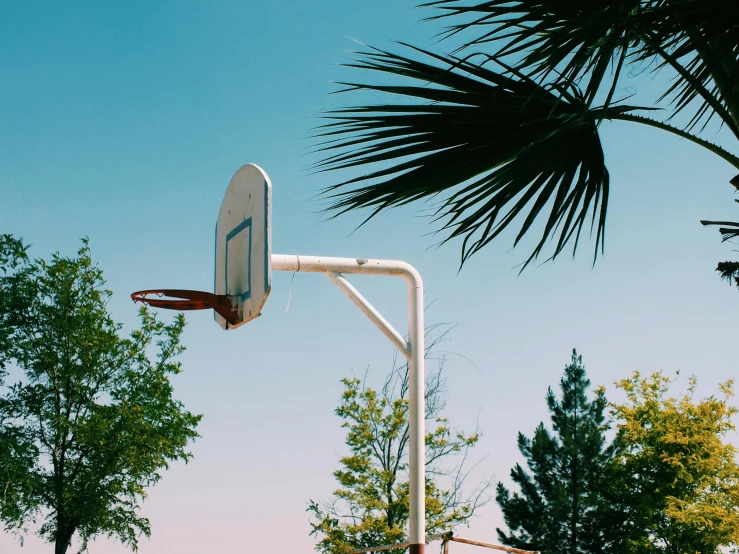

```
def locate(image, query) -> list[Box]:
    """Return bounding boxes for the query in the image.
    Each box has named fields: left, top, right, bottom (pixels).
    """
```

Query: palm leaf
left=715, top=261, right=739, bottom=287
left=313, top=45, right=654, bottom=267
left=423, top=0, right=739, bottom=135
left=636, top=0, right=739, bottom=135
left=700, top=220, right=739, bottom=242
left=420, top=0, right=642, bottom=105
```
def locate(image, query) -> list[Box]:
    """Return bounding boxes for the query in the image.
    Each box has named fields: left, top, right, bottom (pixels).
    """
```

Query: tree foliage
left=0, top=235, right=201, bottom=554
left=309, top=330, right=491, bottom=554
left=612, top=371, right=739, bottom=554
left=497, top=353, right=739, bottom=554
left=314, top=0, right=739, bottom=270
left=496, top=350, right=623, bottom=554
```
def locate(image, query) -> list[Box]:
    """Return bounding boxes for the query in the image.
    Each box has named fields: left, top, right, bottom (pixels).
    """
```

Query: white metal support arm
left=326, top=271, right=410, bottom=359
left=271, top=254, right=426, bottom=554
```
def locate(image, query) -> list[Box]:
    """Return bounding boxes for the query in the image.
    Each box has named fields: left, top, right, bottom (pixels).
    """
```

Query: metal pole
left=407, top=263, right=425, bottom=554
left=271, top=254, right=425, bottom=552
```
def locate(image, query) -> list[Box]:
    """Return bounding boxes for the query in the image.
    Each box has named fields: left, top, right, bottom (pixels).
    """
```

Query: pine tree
left=495, top=350, right=623, bottom=554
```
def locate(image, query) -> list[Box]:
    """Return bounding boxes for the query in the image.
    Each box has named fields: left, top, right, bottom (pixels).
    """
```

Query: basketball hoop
left=129, top=163, right=428, bottom=553
left=130, top=289, right=240, bottom=325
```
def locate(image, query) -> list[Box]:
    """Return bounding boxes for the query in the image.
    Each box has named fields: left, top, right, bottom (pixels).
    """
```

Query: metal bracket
left=326, top=271, right=410, bottom=359
left=271, top=254, right=425, bottom=552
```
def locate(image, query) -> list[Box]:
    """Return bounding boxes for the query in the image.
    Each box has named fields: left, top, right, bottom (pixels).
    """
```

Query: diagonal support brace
left=326, top=271, right=410, bottom=359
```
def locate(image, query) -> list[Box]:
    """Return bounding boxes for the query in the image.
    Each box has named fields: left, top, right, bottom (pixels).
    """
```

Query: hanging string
left=285, top=270, right=297, bottom=313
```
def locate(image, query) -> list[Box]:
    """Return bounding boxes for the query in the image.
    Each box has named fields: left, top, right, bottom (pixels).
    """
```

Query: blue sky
left=1, top=2, right=738, bottom=553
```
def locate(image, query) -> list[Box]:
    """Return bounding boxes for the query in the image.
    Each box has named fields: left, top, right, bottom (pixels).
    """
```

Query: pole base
left=409, top=544, right=425, bottom=554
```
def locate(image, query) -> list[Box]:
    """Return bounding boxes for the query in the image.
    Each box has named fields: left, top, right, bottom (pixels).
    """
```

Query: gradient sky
left=1, top=2, right=738, bottom=553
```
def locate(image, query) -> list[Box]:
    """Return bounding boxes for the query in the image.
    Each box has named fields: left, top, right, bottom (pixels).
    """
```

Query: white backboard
left=214, top=164, right=272, bottom=329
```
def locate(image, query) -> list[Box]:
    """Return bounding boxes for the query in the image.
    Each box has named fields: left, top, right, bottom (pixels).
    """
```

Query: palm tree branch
left=686, top=32, right=739, bottom=128
left=313, top=45, right=648, bottom=266
left=418, top=0, right=640, bottom=105
left=637, top=31, right=739, bottom=138
left=609, top=113, right=739, bottom=169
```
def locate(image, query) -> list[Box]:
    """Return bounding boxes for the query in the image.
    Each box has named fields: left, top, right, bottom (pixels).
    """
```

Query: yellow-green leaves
left=309, top=334, right=491, bottom=554
left=497, top=354, right=739, bottom=554
left=612, top=371, right=739, bottom=553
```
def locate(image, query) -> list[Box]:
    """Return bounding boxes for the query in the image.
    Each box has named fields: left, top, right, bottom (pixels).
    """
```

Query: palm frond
left=420, top=0, right=642, bottom=105
left=646, top=0, right=739, bottom=104
left=700, top=220, right=739, bottom=242
left=715, top=261, right=739, bottom=288
left=423, top=0, right=739, bottom=135
left=634, top=0, right=739, bottom=135
left=313, top=45, right=653, bottom=267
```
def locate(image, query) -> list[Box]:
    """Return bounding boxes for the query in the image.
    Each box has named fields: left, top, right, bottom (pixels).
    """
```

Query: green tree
left=496, top=350, right=624, bottom=554
left=612, top=371, right=739, bottom=554
left=0, top=235, right=201, bottom=554
left=0, top=235, right=38, bottom=529
left=313, top=0, right=739, bottom=272
left=309, top=330, right=491, bottom=554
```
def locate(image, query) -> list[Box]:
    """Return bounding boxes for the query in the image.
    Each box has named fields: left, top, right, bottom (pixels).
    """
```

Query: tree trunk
left=570, top=389, right=580, bottom=554
left=54, top=523, right=76, bottom=554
